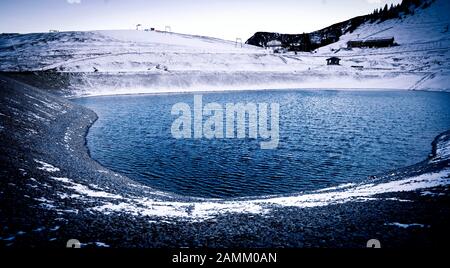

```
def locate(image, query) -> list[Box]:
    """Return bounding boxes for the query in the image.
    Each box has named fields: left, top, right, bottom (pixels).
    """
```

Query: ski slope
left=0, top=0, right=449, bottom=94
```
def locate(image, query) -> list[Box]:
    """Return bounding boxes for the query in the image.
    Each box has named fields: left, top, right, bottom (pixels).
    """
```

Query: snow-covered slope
left=0, top=0, right=449, bottom=94
left=314, top=0, right=450, bottom=90
left=0, top=30, right=304, bottom=73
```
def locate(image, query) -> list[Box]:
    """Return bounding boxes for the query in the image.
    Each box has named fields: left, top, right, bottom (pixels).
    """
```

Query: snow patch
left=435, top=134, right=450, bottom=160
left=28, top=112, right=49, bottom=123
left=89, top=169, right=450, bottom=220
left=34, top=160, right=60, bottom=173
left=385, top=222, right=429, bottom=229
left=50, top=177, right=123, bottom=199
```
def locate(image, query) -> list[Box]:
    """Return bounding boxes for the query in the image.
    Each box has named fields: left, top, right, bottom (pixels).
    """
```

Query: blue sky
left=0, top=0, right=402, bottom=40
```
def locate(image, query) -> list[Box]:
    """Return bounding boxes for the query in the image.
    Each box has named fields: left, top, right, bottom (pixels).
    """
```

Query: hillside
left=0, top=0, right=449, bottom=95
left=245, top=0, right=436, bottom=51
left=0, top=30, right=272, bottom=72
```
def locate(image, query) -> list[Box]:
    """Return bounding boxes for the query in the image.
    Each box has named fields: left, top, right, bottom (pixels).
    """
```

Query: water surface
left=74, top=90, right=450, bottom=198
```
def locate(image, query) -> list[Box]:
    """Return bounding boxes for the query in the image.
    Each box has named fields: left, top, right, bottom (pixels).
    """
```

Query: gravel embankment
left=0, top=74, right=449, bottom=248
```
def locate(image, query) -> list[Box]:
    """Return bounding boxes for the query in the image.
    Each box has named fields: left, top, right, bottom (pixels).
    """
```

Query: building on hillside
left=347, top=37, right=395, bottom=48
left=326, top=57, right=341, bottom=65
left=265, top=40, right=283, bottom=52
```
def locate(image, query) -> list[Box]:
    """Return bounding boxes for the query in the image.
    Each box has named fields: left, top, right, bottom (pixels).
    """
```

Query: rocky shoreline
left=0, top=73, right=449, bottom=248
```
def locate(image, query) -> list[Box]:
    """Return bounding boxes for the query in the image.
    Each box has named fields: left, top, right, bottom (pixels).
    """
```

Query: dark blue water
left=74, top=90, right=450, bottom=198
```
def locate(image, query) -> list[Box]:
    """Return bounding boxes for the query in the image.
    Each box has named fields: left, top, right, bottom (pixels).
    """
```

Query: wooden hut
left=326, top=57, right=341, bottom=65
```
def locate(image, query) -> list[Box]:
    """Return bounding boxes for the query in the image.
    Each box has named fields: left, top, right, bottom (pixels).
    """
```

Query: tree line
left=369, top=0, right=434, bottom=22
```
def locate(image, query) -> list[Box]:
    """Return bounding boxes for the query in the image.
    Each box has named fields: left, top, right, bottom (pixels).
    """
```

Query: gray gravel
left=0, top=73, right=449, bottom=248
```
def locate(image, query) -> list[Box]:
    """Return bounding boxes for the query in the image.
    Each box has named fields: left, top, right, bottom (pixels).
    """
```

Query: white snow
left=3, top=236, right=15, bottom=241
left=34, top=160, right=60, bottom=173
left=64, top=128, right=74, bottom=152
left=86, top=168, right=450, bottom=220
left=420, top=190, right=445, bottom=197
left=385, top=222, right=429, bottom=228
left=93, top=242, right=110, bottom=248
left=34, top=197, right=54, bottom=203
left=261, top=169, right=450, bottom=208
left=50, top=177, right=123, bottom=199
left=314, top=183, right=357, bottom=192
left=57, top=192, right=82, bottom=199
left=434, top=134, right=450, bottom=161
left=50, top=176, right=71, bottom=183
left=28, top=112, right=49, bottom=123
left=0, top=0, right=449, bottom=94
left=49, top=226, right=60, bottom=231
left=80, top=241, right=110, bottom=248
